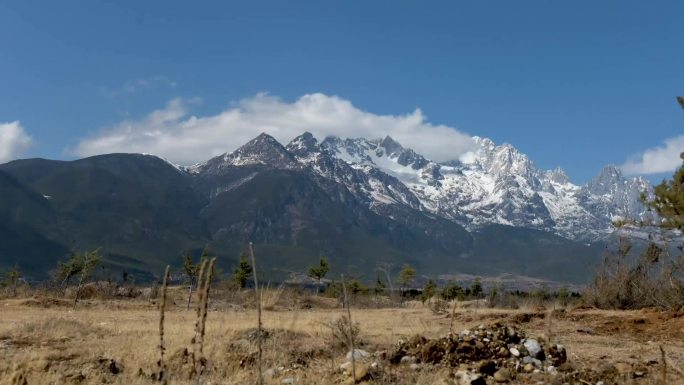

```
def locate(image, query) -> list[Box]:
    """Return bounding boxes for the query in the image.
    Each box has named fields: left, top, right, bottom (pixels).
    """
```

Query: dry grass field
left=1, top=287, right=684, bottom=385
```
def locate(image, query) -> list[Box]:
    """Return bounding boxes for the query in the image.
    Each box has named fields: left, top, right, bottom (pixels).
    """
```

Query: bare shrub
left=328, top=315, right=362, bottom=349
left=586, top=234, right=684, bottom=310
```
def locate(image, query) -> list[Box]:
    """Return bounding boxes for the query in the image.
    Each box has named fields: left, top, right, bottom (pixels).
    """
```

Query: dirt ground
left=1, top=290, right=683, bottom=385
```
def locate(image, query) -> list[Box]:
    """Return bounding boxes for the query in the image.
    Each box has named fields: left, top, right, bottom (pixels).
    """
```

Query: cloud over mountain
left=73, top=93, right=475, bottom=165
left=621, top=134, right=684, bottom=175
left=0, top=121, right=32, bottom=163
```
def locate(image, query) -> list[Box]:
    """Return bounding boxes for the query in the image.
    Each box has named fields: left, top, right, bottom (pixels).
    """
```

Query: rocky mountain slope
left=272, top=132, right=651, bottom=241
left=0, top=132, right=644, bottom=283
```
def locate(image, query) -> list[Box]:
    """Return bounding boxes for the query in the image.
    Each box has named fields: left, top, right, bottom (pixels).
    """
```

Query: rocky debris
left=388, top=323, right=565, bottom=370
left=380, top=322, right=649, bottom=383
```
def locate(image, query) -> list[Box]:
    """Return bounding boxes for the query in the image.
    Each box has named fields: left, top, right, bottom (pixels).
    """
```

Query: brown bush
left=585, top=235, right=684, bottom=311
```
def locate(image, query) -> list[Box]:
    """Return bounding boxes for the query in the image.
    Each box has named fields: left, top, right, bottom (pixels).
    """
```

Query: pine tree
left=233, top=253, right=253, bottom=289
left=421, top=279, right=437, bottom=304
left=646, top=152, right=684, bottom=229
left=397, top=264, right=416, bottom=296
left=183, top=253, right=200, bottom=309
left=470, top=278, right=483, bottom=298
left=307, top=256, right=330, bottom=284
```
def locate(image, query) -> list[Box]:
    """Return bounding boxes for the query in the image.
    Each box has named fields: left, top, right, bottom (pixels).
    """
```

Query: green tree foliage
left=1, top=264, right=22, bottom=296
left=182, top=253, right=201, bottom=309
left=307, top=256, right=330, bottom=283
left=645, top=152, right=684, bottom=229
left=233, top=253, right=253, bottom=289
left=348, top=279, right=369, bottom=296
left=57, top=251, right=99, bottom=288
left=677, top=96, right=684, bottom=110
left=421, top=279, right=437, bottom=304
left=397, top=264, right=416, bottom=290
left=182, top=253, right=199, bottom=285
left=470, top=277, right=483, bottom=298
left=440, top=281, right=465, bottom=301
left=73, top=250, right=100, bottom=305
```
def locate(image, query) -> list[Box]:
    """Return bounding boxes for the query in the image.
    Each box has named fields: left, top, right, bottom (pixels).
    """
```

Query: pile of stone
left=385, top=322, right=567, bottom=383
left=335, top=322, right=652, bottom=384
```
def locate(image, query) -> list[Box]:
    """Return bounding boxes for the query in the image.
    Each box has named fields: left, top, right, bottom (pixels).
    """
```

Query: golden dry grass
left=1, top=289, right=683, bottom=385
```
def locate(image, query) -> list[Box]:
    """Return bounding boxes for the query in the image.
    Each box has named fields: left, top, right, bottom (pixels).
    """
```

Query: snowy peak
left=194, top=133, right=300, bottom=174
left=379, top=135, right=404, bottom=156
left=188, top=132, right=652, bottom=242
left=286, top=132, right=319, bottom=158
left=585, top=165, right=626, bottom=195
left=545, top=167, right=571, bottom=185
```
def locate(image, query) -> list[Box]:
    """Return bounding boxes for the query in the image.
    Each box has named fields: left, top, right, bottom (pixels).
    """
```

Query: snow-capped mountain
left=195, top=132, right=652, bottom=241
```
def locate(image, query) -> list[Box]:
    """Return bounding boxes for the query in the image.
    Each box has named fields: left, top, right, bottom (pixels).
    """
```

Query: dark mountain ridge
left=0, top=134, right=608, bottom=283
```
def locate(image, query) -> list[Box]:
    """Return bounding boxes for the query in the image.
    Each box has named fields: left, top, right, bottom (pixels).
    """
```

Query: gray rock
left=346, top=349, right=370, bottom=361
left=400, top=355, right=418, bottom=364
left=522, top=356, right=542, bottom=368
left=262, top=368, right=277, bottom=379
left=281, top=378, right=296, bottom=385
left=523, top=339, right=542, bottom=358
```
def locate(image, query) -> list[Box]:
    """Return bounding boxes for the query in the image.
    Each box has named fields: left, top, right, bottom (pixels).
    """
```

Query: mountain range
left=0, top=132, right=651, bottom=284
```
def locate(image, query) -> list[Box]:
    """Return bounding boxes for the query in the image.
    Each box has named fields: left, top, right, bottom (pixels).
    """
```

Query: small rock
left=355, top=364, right=370, bottom=380
left=454, top=370, right=486, bottom=385
left=493, top=368, right=512, bottom=383
left=339, top=362, right=352, bottom=373
left=477, top=360, right=497, bottom=376
left=346, top=349, right=370, bottom=361
left=281, top=378, right=296, bottom=385
left=409, top=363, right=422, bottom=371
left=522, top=356, right=542, bottom=368
left=523, top=363, right=535, bottom=373
left=262, top=368, right=277, bottom=379
left=523, top=339, right=542, bottom=359
left=509, top=347, right=520, bottom=357
left=400, top=355, right=417, bottom=364
left=345, top=363, right=369, bottom=381
left=497, top=347, right=509, bottom=357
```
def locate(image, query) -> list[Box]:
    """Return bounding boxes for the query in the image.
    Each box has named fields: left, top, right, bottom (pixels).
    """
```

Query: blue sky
left=0, top=0, right=682, bottom=183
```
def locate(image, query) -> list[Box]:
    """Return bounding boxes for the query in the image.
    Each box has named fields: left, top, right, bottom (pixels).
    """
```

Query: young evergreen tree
left=182, top=253, right=200, bottom=309
left=645, top=151, right=684, bottom=229
left=397, top=264, right=416, bottom=300
left=233, top=253, right=253, bottom=289
left=470, top=277, right=483, bottom=298
left=3, top=264, right=22, bottom=297
left=307, top=256, right=330, bottom=284
left=421, top=279, right=437, bottom=304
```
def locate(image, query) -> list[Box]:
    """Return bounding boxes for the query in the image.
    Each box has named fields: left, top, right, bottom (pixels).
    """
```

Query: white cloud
left=621, top=134, right=684, bottom=175
left=0, top=121, right=32, bottom=163
left=73, top=93, right=476, bottom=165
